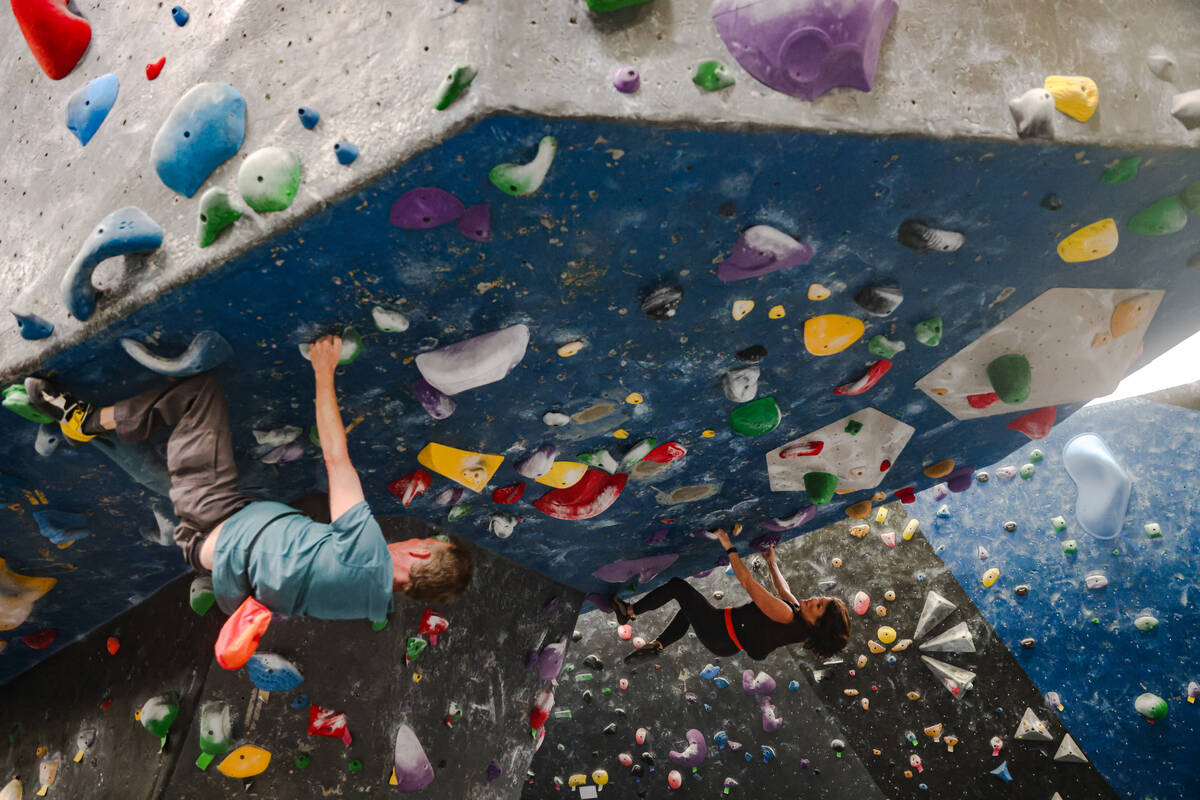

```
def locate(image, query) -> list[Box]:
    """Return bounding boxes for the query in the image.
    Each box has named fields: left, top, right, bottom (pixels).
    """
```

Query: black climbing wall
left=1, top=517, right=582, bottom=800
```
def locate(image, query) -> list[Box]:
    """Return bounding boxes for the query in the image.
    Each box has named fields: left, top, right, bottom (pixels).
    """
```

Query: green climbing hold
left=1029, top=448, right=1044, bottom=463
left=1128, top=196, right=1187, bottom=235
left=914, top=317, right=942, bottom=346
left=575, top=673, right=594, bottom=682
left=197, top=701, right=233, bottom=768
left=1062, top=539, right=1078, bottom=554
left=348, top=758, right=364, bottom=772
left=1100, top=156, right=1140, bottom=184
left=601, top=687, right=613, bottom=696
left=3, top=385, right=55, bottom=423
left=1019, top=463, right=1034, bottom=479
left=140, top=692, right=179, bottom=751
left=729, top=397, right=781, bottom=436
left=448, top=504, right=471, bottom=521
left=308, top=425, right=321, bottom=448
left=237, top=146, right=302, bottom=213
left=490, top=135, right=557, bottom=196
left=586, top=0, right=651, bottom=10
left=803, top=471, right=839, bottom=505
left=434, top=64, right=477, bottom=110
left=844, top=420, right=863, bottom=435
left=986, top=354, right=1032, bottom=405
left=190, top=576, right=216, bottom=616
left=406, top=636, right=428, bottom=662
left=299, top=327, right=363, bottom=365
left=1134, top=692, right=1168, bottom=721
left=196, top=187, right=242, bottom=247
left=296, top=754, right=311, bottom=769
left=1181, top=178, right=1200, bottom=212
left=371, top=619, right=388, bottom=632
left=868, top=335, right=905, bottom=358
left=578, top=449, right=619, bottom=473
left=693, top=60, right=735, bottom=92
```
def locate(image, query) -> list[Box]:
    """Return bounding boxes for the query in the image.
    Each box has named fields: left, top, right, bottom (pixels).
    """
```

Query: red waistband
left=724, top=606, right=743, bottom=652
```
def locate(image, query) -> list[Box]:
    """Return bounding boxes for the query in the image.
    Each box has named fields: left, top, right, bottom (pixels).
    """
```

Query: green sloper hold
left=803, top=472, right=839, bottom=505
left=986, top=354, right=1032, bottom=405
left=868, top=335, right=905, bottom=358
left=434, top=64, right=477, bottom=111
left=140, top=692, right=179, bottom=751
left=298, top=327, right=364, bottom=365
left=1134, top=692, right=1168, bottom=721
left=237, top=146, right=302, bottom=212
left=190, top=576, right=216, bottom=616
left=196, top=701, right=233, bottom=770
left=693, top=60, right=735, bottom=92
left=406, top=636, right=428, bottom=662
left=196, top=187, right=242, bottom=247
left=1180, top=178, right=1200, bottom=212
left=1100, top=156, right=1141, bottom=184
left=914, top=317, right=942, bottom=346
left=587, top=0, right=651, bottom=10
left=490, top=136, right=557, bottom=196
left=2, top=385, right=55, bottom=423
left=1128, top=196, right=1188, bottom=235
left=729, top=397, right=780, bottom=436
left=448, top=504, right=471, bottom=521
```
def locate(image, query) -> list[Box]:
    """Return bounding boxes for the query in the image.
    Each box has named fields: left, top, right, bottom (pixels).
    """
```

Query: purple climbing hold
left=762, top=505, right=816, bottom=531
left=613, top=66, right=641, bottom=93
left=542, top=595, right=560, bottom=613
left=389, top=187, right=465, bottom=229
left=433, top=487, right=464, bottom=506
left=393, top=724, right=435, bottom=791
left=743, top=669, right=776, bottom=695
left=646, top=528, right=669, bottom=544
left=456, top=204, right=492, bottom=242
left=717, top=225, right=813, bottom=282
left=538, top=636, right=568, bottom=681
left=712, top=0, right=899, bottom=101
left=516, top=445, right=558, bottom=479
left=945, top=465, right=975, bottom=493
left=594, top=554, right=680, bottom=585
left=760, top=695, right=783, bottom=731
left=668, top=729, right=708, bottom=767
left=750, top=532, right=782, bottom=552
left=412, top=378, right=456, bottom=420
left=585, top=593, right=614, bottom=612
left=486, top=761, right=502, bottom=782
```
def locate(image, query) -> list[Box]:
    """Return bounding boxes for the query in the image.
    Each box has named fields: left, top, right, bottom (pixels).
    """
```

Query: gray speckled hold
left=723, top=366, right=760, bottom=403
left=641, top=285, right=684, bottom=321
left=1147, top=46, right=1178, bottom=82
left=1170, top=90, right=1200, bottom=129
left=897, top=219, right=964, bottom=254
left=1009, top=88, right=1055, bottom=139
left=854, top=284, right=903, bottom=317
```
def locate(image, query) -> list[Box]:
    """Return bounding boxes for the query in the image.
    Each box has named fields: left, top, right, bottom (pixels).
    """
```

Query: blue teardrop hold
left=171, top=6, right=189, bottom=25
left=297, top=107, right=320, bottom=130
left=334, top=141, right=359, bottom=165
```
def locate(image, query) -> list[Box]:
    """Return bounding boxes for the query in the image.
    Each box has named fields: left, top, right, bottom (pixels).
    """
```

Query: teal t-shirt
left=212, top=499, right=394, bottom=621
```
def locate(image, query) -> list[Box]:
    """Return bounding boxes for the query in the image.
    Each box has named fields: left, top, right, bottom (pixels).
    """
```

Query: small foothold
left=1134, top=614, right=1159, bottom=631
left=804, top=314, right=865, bottom=355
left=1170, top=90, right=1200, bottom=129
left=1062, top=539, right=1078, bottom=554
left=333, top=141, right=359, bottom=165
left=834, top=360, right=891, bottom=396
left=845, top=500, right=871, bottom=520
left=1009, top=88, right=1055, bottom=138
left=642, top=285, right=684, bottom=321
left=371, top=306, right=409, bottom=333
left=1100, top=156, right=1141, bottom=184
left=1144, top=522, right=1162, bottom=538
left=492, top=483, right=525, bottom=505
left=543, top=411, right=570, bottom=427
left=1129, top=196, right=1187, bottom=236
left=61, top=207, right=164, bottom=320
left=613, top=66, right=641, bottom=93
left=729, top=396, right=781, bottom=436
left=717, top=225, right=813, bottom=282
left=171, top=6, right=189, bottom=25
left=693, top=60, right=735, bottom=91
left=66, top=73, right=119, bottom=146
left=768, top=304, right=785, bottom=319
left=867, top=335, right=905, bottom=358
left=1057, top=218, right=1118, bottom=262
left=13, top=311, right=54, bottom=341
left=855, top=285, right=903, bottom=316
left=238, top=147, right=302, bottom=212
left=197, top=187, right=243, bottom=248
left=434, top=64, right=477, bottom=110
left=898, top=219, right=963, bottom=254
left=923, top=459, right=954, bottom=478
left=297, top=107, right=320, bottom=129
left=490, top=135, right=558, bottom=196
left=913, top=317, right=942, bottom=346
left=1041, top=193, right=1063, bottom=211
left=731, top=300, right=755, bottom=320
left=986, top=354, right=1032, bottom=405
left=1044, top=75, right=1099, bottom=121
left=411, top=378, right=456, bottom=420
left=455, top=203, right=492, bottom=242
left=145, top=57, right=166, bottom=80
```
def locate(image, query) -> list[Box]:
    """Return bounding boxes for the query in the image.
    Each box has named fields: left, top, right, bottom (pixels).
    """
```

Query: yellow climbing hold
left=845, top=500, right=872, bottom=520
left=844, top=688, right=861, bottom=696
left=874, top=507, right=888, bottom=525
left=0, top=557, right=57, bottom=632
left=860, top=697, right=870, bottom=710
left=1057, top=218, right=1118, bottom=263
left=591, top=770, right=609, bottom=787
left=924, top=723, right=944, bottom=741
left=768, top=304, right=786, bottom=319
left=1091, top=332, right=1110, bottom=348
left=534, top=461, right=588, bottom=489
left=982, top=567, right=1000, bottom=587
left=902, top=519, right=920, bottom=541
left=1110, top=294, right=1152, bottom=338
left=217, top=745, right=272, bottom=779
left=891, top=638, right=912, bottom=652
left=867, top=640, right=885, bottom=654
left=856, top=654, right=868, bottom=668
left=1044, top=75, right=1099, bottom=122
left=877, top=626, right=897, bottom=644
left=417, top=443, right=503, bottom=493
left=625, top=392, right=644, bottom=405
left=923, top=459, right=954, bottom=479
left=568, top=774, right=588, bottom=788
left=413, top=672, right=422, bottom=683
left=906, top=691, right=922, bottom=701
left=731, top=300, right=755, bottom=320
left=849, top=523, right=869, bottom=538
left=557, top=340, right=584, bottom=357
left=389, top=768, right=398, bottom=786
left=613, top=429, right=629, bottom=439
left=701, top=429, right=716, bottom=438
left=804, top=315, right=865, bottom=356
left=808, top=283, right=830, bottom=301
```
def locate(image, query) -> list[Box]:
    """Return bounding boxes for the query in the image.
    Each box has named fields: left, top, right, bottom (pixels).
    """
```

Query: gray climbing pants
left=113, top=374, right=251, bottom=574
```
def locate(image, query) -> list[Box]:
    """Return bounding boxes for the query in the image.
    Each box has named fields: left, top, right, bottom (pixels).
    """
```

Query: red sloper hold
left=145, top=56, right=166, bottom=80
left=833, top=360, right=892, bottom=396
left=967, top=392, right=999, bottom=409
left=309, top=704, right=353, bottom=747
left=1006, top=405, right=1057, bottom=440
left=894, top=487, right=916, bottom=504
left=492, top=482, right=526, bottom=504
left=388, top=469, right=432, bottom=506
left=533, top=470, right=628, bottom=521
left=643, top=441, right=686, bottom=463
left=22, top=628, right=57, bottom=649
left=11, top=0, right=92, bottom=80
left=419, top=607, right=449, bottom=645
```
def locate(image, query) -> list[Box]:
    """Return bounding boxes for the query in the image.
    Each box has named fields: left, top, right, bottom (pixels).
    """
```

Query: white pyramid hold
left=919, top=621, right=976, bottom=654
left=913, top=590, right=957, bottom=641
left=921, top=655, right=975, bottom=698
left=1051, top=793, right=1064, bottom=800
left=1054, top=733, right=1088, bottom=763
left=1015, top=707, right=1053, bottom=742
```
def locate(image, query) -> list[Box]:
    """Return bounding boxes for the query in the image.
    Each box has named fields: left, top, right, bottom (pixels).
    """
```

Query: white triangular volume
left=913, top=591, right=957, bottom=641
left=1051, top=794, right=1064, bottom=800
left=920, top=655, right=975, bottom=698
left=919, top=621, right=976, bottom=653
left=1054, top=733, right=1088, bottom=763
left=1015, top=707, right=1053, bottom=741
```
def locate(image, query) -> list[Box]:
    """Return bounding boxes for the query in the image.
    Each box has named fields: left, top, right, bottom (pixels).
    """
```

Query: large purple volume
left=712, top=0, right=898, bottom=101
left=393, top=724, right=435, bottom=791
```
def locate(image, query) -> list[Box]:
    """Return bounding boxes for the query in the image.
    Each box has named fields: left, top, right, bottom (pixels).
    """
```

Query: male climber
left=25, top=334, right=473, bottom=668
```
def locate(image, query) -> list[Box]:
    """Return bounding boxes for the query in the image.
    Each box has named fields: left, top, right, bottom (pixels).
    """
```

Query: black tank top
left=730, top=601, right=807, bottom=660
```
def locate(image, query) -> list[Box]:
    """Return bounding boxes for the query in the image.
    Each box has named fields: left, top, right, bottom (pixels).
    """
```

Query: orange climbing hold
left=845, top=500, right=872, bottom=520
left=804, top=315, right=865, bottom=356
left=923, top=460, right=954, bottom=478
left=215, top=596, right=271, bottom=670
left=106, top=636, right=120, bottom=655
left=217, top=745, right=272, bottom=778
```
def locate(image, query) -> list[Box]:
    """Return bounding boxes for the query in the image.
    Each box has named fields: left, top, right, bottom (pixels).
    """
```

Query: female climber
left=611, top=528, right=850, bottom=662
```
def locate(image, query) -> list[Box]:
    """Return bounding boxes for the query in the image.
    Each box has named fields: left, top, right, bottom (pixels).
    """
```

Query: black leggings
left=633, top=577, right=739, bottom=656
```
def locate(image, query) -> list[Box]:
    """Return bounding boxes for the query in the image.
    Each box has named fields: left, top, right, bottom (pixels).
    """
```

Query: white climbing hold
left=1147, top=46, right=1178, bottom=82
left=0, top=779, right=21, bottom=800
left=723, top=366, right=760, bottom=403
left=921, top=655, right=975, bottom=698
left=543, top=411, right=570, bottom=427
left=415, top=324, right=529, bottom=395
left=919, top=621, right=975, bottom=653
left=490, top=513, right=519, bottom=538
left=1054, top=733, right=1088, bottom=763
left=120, top=331, right=233, bottom=377
left=372, top=306, right=410, bottom=333
left=913, top=590, right=957, bottom=641
left=1009, top=88, right=1055, bottom=139
left=490, top=136, right=558, bottom=196
left=253, top=426, right=301, bottom=447
left=1170, top=90, right=1200, bottom=129
left=1014, top=707, right=1053, bottom=741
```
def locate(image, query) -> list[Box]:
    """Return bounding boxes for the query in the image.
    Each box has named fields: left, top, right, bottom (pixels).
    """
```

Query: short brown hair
left=402, top=535, right=474, bottom=604
left=804, top=597, right=851, bottom=658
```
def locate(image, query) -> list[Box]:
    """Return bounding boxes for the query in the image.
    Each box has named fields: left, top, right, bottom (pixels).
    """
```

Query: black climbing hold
left=603, top=723, right=618, bottom=735
left=736, top=344, right=767, bottom=363
left=631, top=764, right=644, bottom=778
left=641, top=752, right=654, bottom=764
left=1021, top=637, right=1036, bottom=649
left=854, top=284, right=904, bottom=317
left=584, top=654, right=605, bottom=670
left=614, top=707, right=626, bottom=716
left=1041, top=193, right=1062, bottom=211
left=582, top=690, right=593, bottom=704
left=572, top=630, right=583, bottom=642
left=641, top=285, right=684, bottom=321
left=718, top=202, right=737, bottom=218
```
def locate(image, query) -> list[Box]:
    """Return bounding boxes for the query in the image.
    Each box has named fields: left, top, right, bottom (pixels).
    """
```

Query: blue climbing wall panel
left=3, top=115, right=1200, bottom=686
left=908, top=397, right=1200, bottom=800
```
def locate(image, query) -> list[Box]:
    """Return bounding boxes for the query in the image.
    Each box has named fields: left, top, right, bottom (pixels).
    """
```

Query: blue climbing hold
left=788, top=680, right=800, bottom=691
left=119, top=330, right=232, bottom=377
left=150, top=83, right=246, bottom=197
left=1063, top=433, right=1131, bottom=539
left=703, top=703, right=712, bottom=712
left=247, top=653, right=304, bottom=692
left=61, top=207, right=163, bottom=320
left=700, top=663, right=721, bottom=680
left=33, top=509, right=90, bottom=545
left=171, top=5, right=189, bottom=25
left=714, top=731, right=728, bottom=748
left=65, top=73, right=119, bottom=146
left=333, top=141, right=358, bottom=165
left=762, top=746, right=776, bottom=764
left=989, top=761, right=1012, bottom=782
left=12, top=311, right=54, bottom=340
left=291, top=693, right=310, bottom=710
left=713, top=676, right=730, bottom=689
left=297, top=107, right=320, bottom=129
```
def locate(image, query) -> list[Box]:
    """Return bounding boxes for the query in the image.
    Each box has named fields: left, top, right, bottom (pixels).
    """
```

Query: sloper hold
left=516, top=445, right=558, bottom=479
left=723, top=366, right=760, bottom=402
left=0, top=778, right=18, bottom=800
left=762, top=505, right=816, bottom=531
left=729, top=396, right=780, bottom=436
left=1054, top=733, right=1088, bottom=763
left=897, top=219, right=963, bottom=254
left=415, top=324, right=530, bottom=395
left=742, top=669, right=776, bottom=694
left=804, top=315, right=865, bottom=355
left=190, top=576, right=215, bottom=615
left=1128, top=196, right=1187, bottom=236
left=1044, top=75, right=1099, bottom=121
left=151, top=83, right=247, bottom=197
left=1008, top=88, right=1055, bottom=138
left=986, top=354, right=1032, bottom=405
left=411, top=378, right=456, bottom=420
left=197, top=187, right=242, bottom=247
left=1006, top=406, right=1056, bottom=440
left=642, top=285, right=684, bottom=320
left=711, top=0, right=898, bottom=101
left=854, top=285, right=903, bottom=316
left=61, top=207, right=163, bottom=320
left=217, top=745, right=272, bottom=778
left=12, top=310, right=53, bottom=340
left=669, top=729, right=707, bottom=767
left=12, top=0, right=91, bottom=80
left=393, top=724, right=435, bottom=791
left=0, top=557, right=57, bottom=631
left=140, top=692, right=179, bottom=741
left=197, top=701, right=233, bottom=763
left=32, top=509, right=89, bottom=545
left=716, top=226, right=813, bottom=282
left=538, top=637, right=567, bottom=680
left=913, top=590, right=956, bottom=640
left=417, top=443, right=503, bottom=493
left=918, top=621, right=974, bottom=653
left=66, top=73, right=118, bottom=145
left=534, top=461, right=588, bottom=488
left=490, top=135, right=557, bottom=196
left=594, top=554, right=678, bottom=585
left=456, top=204, right=492, bottom=242
left=535, top=469, right=628, bottom=520
left=389, top=187, right=465, bottom=228
left=247, top=652, right=305, bottom=692
left=1014, top=707, right=1053, bottom=741
left=1057, top=218, right=1118, bottom=262
left=120, top=331, right=232, bottom=377
left=693, top=60, right=736, bottom=91
left=237, top=147, right=301, bottom=212
left=803, top=472, right=838, bottom=505
left=1063, top=433, right=1131, bottom=539
left=1171, top=90, right=1200, bottom=129
left=215, top=596, right=271, bottom=669
left=1111, top=294, right=1153, bottom=338
left=921, top=655, right=974, bottom=698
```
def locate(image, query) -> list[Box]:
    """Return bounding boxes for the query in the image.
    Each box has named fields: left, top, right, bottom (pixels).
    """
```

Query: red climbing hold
left=492, top=483, right=526, bottom=505
left=419, top=607, right=449, bottom=645
left=780, top=441, right=823, bottom=458
left=214, top=596, right=271, bottom=670
left=11, top=0, right=92, bottom=80
left=643, top=441, right=687, bottom=463
left=894, top=487, right=916, bottom=504
left=308, top=704, right=353, bottom=747
left=529, top=688, right=555, bottom=731
left=1006, top=405, right=1057, bottom=440
left=388, top=469, right=432, bottom=506
left=22, top=628, right=57, bottom=650
left=100, top=696, right=113, bottom=710
left=532, top=470, right=628, bottom=521
left=106, top=636, right=120, bottom=655
left=967, top=392, right=999, bottom=409
left=879, top=459, right=891, bottom=472
left=145, top=56, right=166, bottom=81
left=834, top=360, right=893, bottom=396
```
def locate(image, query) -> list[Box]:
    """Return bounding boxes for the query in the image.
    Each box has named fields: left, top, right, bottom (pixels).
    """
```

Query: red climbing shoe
left=215, top=596, right=272, bottom=670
